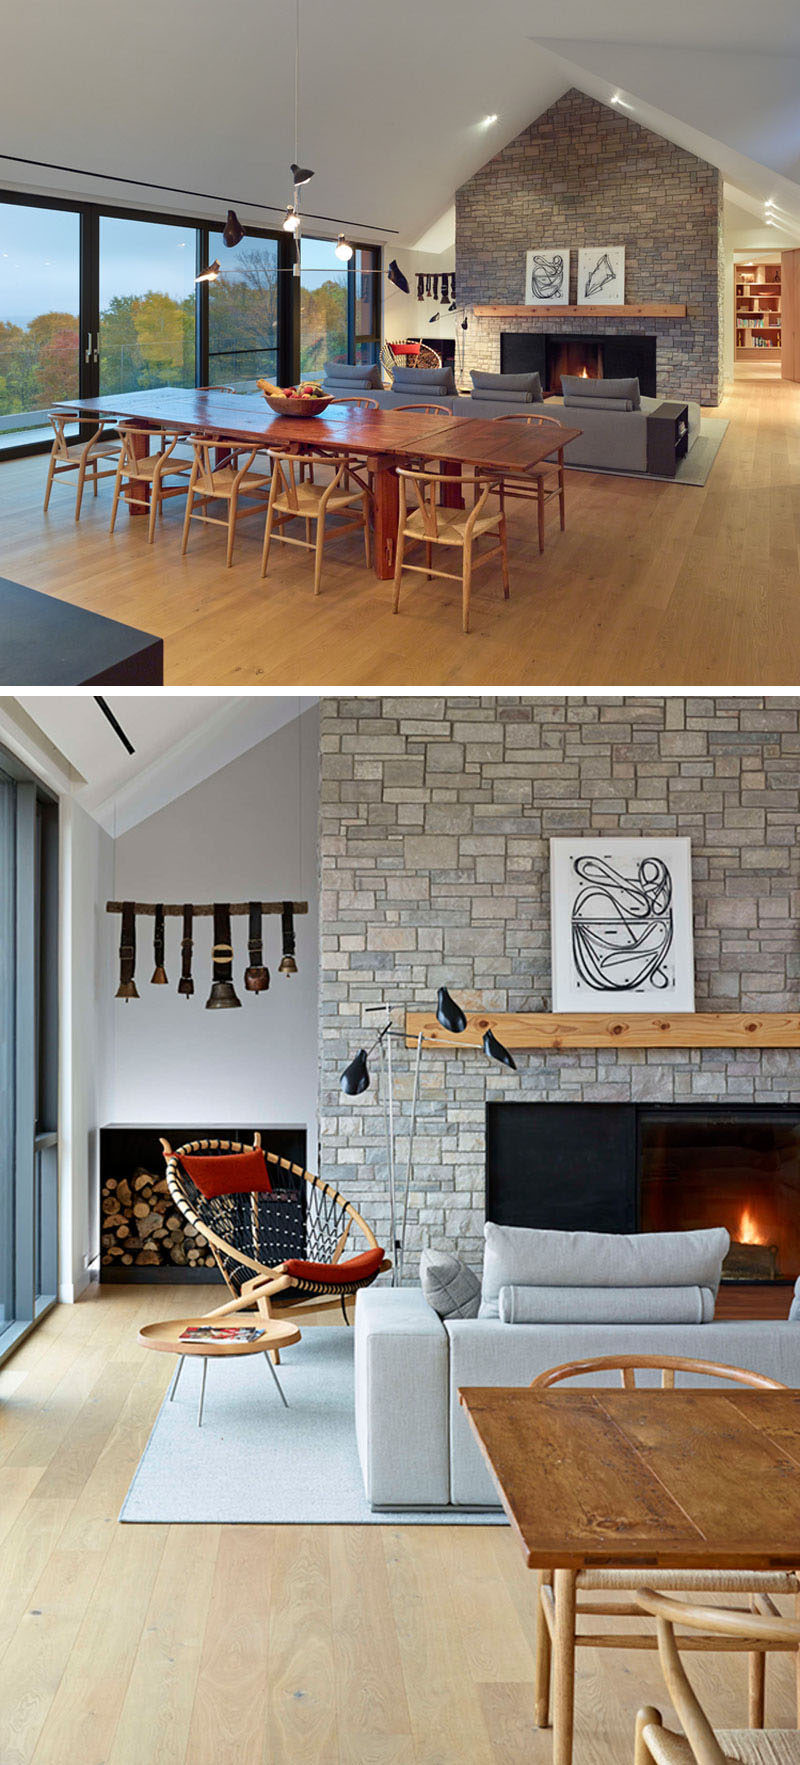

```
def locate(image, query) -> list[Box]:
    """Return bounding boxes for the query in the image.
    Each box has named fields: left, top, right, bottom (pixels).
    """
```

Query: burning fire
left=737, top=1205, right=766, bottom=1246
left=580, top=367, right=589, bottom=378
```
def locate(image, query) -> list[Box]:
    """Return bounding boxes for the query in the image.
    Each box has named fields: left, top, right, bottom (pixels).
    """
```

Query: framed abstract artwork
left=577, top=246, right=625, bottom=306
left=525, top=248, right=570, bottom=305
left=550, top=837, right=695, bottom=1011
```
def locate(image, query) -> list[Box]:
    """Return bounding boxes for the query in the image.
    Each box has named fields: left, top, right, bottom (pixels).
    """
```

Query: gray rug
left=568, top=417, right=729, bottom=486
left=121, top=1326, right=505, bottom=1525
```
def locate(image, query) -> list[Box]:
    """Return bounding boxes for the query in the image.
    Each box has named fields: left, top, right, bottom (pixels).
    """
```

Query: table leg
left=126, top=427, right=150, bottom=517
left=553, top=1569, right=577, bottom=1765
left=535, top=1569, right=553, bottom=1727
left=197, top=1357, right=208, bottom=1428
left=264, top=1351, right=289, bottom=1408
left=439, top=457, right=465, bottom=510
left=373, top=454, right=400, bottom=579
left=170, top=1355, right=185, bottom=1401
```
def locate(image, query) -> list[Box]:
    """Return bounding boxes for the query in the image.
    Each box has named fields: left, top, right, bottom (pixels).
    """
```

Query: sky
left=0, top=203, right=348, bottom=327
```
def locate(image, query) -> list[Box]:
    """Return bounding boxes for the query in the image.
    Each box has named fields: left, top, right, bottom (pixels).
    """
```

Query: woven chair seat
left=62, top=439, right=120, bottom=461
left=194, top=466, right=270, bottom=495
left=403, top=505, right=499, bottom=545
left=272, top=480, right=363, bottom=517
left=644, top=1724, right=800, bottom=1765
left=578, top=1568, right=800, bottom=1592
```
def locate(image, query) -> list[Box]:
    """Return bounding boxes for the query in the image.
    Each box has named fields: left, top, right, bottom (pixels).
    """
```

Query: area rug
left=567, top=417, right=729, bottom=485
left=120, top=1326, right=506, bottom=1525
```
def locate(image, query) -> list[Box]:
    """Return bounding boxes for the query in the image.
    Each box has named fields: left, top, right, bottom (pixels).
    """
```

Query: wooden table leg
left=439, top=456, right=465, bottom=510
left=126, top=426, right=150, bottom=517
left=373, top=454, right=400, bottom=579
left=553, top=1569, right=577, bottom=1765
left=535, top=1569, right=553, bottom=1727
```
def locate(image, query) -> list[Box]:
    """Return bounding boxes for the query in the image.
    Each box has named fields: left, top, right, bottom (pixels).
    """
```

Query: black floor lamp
left=339, top=990, right=516, bottom=1283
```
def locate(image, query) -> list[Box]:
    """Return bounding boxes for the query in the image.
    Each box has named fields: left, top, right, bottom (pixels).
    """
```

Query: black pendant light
left=387, top=259, right=410, bottom=294
left=178, top=904, right=194, bottom=998
left=437, top=987, right=467, bottom=1035
left=151, top=904, right=168, bottom=985
left=244, top=901, right=270, bottom=993
left=278, top=900, right=298, bottom=976
left=290, top=162, right=314, bottom=187
left=195, top=258, right=221, bottom=284
left=116, top=901, right=139, bottom=1000
left=340, top=1048, right=371, bottom=1095
left=483, top=1027, right=517, bottom=1071
left=222, top=208, right=244, bottom=247
left=206, top=903, right=242, bottom=1008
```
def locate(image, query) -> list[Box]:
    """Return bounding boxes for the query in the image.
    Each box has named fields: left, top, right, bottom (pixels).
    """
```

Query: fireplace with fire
left=486, top=1103, right=800, bottom=1290
left=500, top=332, right=658, bottom=397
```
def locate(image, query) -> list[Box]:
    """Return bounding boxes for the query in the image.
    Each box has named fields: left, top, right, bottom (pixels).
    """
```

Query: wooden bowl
left=262, top=393, right=332, bottom=418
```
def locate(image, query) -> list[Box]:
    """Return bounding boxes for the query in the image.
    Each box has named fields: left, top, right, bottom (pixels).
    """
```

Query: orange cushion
left=180, top=1148, right=273, bottom=1198
left=283, top=1247, right=385, bottom=1286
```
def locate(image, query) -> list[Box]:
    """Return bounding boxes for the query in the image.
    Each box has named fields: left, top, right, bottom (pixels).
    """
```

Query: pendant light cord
left=294, top=0, right=301, bottom=171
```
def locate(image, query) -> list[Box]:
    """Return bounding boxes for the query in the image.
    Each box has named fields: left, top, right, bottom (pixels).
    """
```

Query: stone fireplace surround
left=318, top=698, right=800, bottom=1278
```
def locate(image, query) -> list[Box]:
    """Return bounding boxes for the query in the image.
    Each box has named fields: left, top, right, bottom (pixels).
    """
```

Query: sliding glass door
left=299, top=236, right=349, bottom=374
left=0, top=758, right=58, bottom=1364
left=0, top=198, right=81, bottom=449
left=99, top=214, right=197, bottom=395
left=207, top=227, right=279, bottom=388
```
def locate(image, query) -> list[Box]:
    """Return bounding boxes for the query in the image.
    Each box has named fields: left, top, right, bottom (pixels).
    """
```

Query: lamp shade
left=335, top=234, right=353, bottom=261
left=195, top=259, right=221, bottom=284
left=290, top=163, right=314, bottom=186
left=436, top=987, right=467, bottom=1035
left=387, top=259, right=410, bottom=294
left=340, top=1048, right=371, bottom=1095
left=483, top=1028, right=517, bottom=1071
left=222, top=209, right=244, bottom=247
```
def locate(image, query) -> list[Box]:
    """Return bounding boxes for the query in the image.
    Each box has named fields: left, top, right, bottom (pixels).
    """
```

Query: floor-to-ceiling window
left=99, top=215, right=197, bottom=395
left=207, top=227, right=279, bottom=388
left=0, top=198, right=81, bottom=448
left=299, top=236, right=349, bottom=374
left=0, top=756, right=58, bottom=1365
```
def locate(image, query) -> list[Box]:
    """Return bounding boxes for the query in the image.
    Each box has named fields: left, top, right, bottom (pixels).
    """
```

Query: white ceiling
left=11, top=694, right=315, bottom=832
left=1, top=2, right=798, bottom=247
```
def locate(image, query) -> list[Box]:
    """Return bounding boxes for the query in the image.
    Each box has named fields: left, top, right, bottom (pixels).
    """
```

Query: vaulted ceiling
left=1, top=2, right=797, bottom=248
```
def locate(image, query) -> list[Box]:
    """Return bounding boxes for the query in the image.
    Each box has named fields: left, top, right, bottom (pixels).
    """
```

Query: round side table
left=139, top=1316, right=302, bottom=1426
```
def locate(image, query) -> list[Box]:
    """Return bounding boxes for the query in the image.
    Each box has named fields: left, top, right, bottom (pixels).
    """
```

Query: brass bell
left=205, top=904, right=242, bottom=1009
left=279, top=900, right=298, bottom=977
left=177, top=975, right=194, bottom=998
left=278, top=953, right=298, bottom=976
left=116, top=977, right=139, bottom=1001
left=244, top=901, right=270, bottom=993
left=151, top=965, right=168, bottom=985
left=245, top=965, right=270, bottom=992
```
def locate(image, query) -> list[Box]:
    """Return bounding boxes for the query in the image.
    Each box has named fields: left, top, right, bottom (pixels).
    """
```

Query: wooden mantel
left=404, top=1011, right=800, bottom=1051
left=474, top=303, right=687, bottom=319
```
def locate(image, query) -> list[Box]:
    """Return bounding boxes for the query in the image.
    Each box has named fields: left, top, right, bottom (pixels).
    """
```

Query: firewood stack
left=101, top=1164, right=215, bottom=1270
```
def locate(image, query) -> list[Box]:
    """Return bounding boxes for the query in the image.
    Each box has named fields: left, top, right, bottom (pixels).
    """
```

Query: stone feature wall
left=318, top=698, right=800, bottom=1275
left=455, top=89, right=723, bottom=405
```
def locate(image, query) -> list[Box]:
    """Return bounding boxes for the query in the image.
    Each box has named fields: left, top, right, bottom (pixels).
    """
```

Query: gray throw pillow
left=563, top=395, right=637, bottom=411
left=420, top=1247, right=481, bottom=1319
left=560, top=375, right=641, bottom=408
left=391, top=365, right=457, bottom=395
left=471, top=387, right=540, bottom=405
left=323, top=361, right=382, bottom=389
left=471, top=369, right=543, bottom=402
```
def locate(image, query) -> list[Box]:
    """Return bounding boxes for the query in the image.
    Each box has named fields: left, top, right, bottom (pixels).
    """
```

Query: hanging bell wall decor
left=206, top=903, right=242, bottom=1008
left=244, top=900, right=270, bottom=993
left=177, top=904, right=194, bottom=998
left=278, top=900, right=298, bottom=976
left=115, top=900, right=139, bottom=1000
left=151, top=903, right=168, bottom=985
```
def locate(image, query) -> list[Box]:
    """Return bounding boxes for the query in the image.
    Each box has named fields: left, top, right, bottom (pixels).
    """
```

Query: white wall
left=384, top=247, right=460, bottom=365
left=108, top=709, right=319, bottom=1156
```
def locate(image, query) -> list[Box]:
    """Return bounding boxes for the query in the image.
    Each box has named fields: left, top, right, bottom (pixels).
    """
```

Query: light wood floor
left=1, top=1285, right=797, bottom=1765
left=2, top=369, right=799, bottom=688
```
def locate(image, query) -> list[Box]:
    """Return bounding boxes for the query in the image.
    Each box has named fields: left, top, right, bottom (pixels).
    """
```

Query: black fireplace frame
left=499, top=331, right=658, bottom=397
left=485, top=1101, right=800, bottom=1283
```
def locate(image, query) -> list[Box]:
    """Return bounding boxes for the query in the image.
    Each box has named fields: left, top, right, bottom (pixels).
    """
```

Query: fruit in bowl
left=257, top=378, right=331, bottom=417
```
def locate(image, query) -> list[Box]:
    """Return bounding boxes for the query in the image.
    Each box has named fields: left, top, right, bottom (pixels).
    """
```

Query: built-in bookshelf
left=735, top=261, right=781, bottom=359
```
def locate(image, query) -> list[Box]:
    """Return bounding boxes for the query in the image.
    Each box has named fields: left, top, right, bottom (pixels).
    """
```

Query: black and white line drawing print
left=570, top=855, right=673, bottom=993
left=549, top=837, right=695, bottom=1011
left=525, top=248, right=570, bottom=304
left=577, top=245, right=625, bottom=306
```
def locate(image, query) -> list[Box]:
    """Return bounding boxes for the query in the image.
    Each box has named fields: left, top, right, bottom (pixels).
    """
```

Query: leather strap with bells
left=178, top=903, right=194, bottom=997
left=206, top=903, right=241, bottom=1008
left=244, top=900, right=270, bottom=993
left=279, top=899, right=298, bottom=976
left=151, top=902, right=168, bottom=985
left=116, top=900, right=139, bottom=999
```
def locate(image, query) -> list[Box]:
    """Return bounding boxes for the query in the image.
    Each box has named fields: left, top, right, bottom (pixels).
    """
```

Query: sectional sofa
left=353, top=1226, right=800, bottom=1511
left=321, top=363, right=702, bottom=477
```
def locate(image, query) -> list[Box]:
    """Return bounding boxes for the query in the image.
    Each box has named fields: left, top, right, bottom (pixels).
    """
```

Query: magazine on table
left=179, top=1324, right=265, bottom=1344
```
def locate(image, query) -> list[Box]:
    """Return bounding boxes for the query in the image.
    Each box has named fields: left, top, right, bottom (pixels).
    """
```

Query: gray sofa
left=321, top=364, right=701, bottom=476
left=354, top=1287, right=800, bottom=1510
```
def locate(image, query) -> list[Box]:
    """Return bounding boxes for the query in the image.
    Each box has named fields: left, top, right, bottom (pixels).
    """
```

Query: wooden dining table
left=461, top=1385, right=800, bottom=1765
left=52, top=388, right=582, bottom=580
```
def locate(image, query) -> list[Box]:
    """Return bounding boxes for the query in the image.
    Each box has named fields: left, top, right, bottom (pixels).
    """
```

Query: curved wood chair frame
left=380, top=340, right=442, bottom=378
left=486, top=410, right=567, bottom=552
left=531, top=1353, right=796, bottom=1764
left=109, top=424, right=192, bottom=544
left=392, top=402, right=451, bottom=415
left=180, top=435, right=272, bottom=568
left=161, top=1135, right=390, bottom=1330
left=393, top=464, right=509, bottom=634
left=635, top=1590, right=800, bottom=1765
left=261, top=450, right=371, bottom=592
left=43, top=412, right=122, bottom=521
